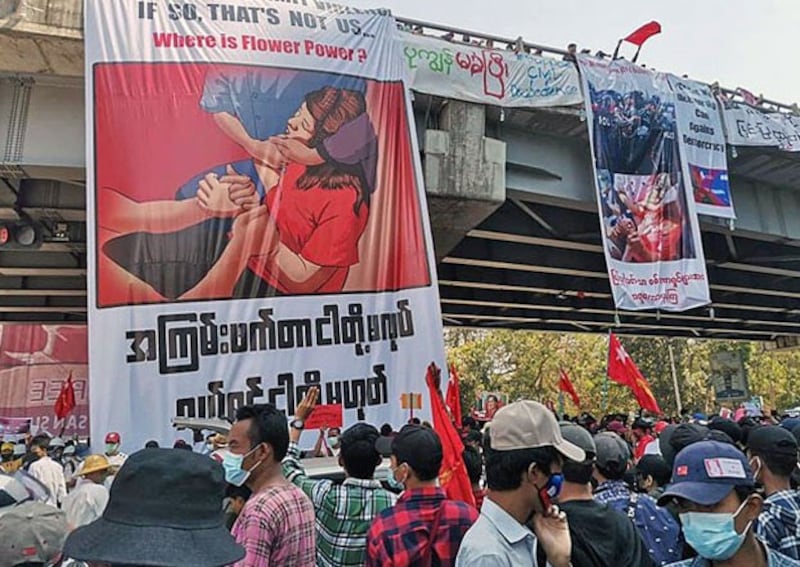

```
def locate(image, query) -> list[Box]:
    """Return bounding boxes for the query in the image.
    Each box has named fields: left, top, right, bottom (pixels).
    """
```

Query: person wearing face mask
left=593, top=432, right=683, bottom=566
left=746, top=426, right=800, bottom=560
left=225, top=403, right=315, bottom=567
left=103, top=432, right=128, bottom=489
left=312, top=427, right=343, bottom=458
left=456, top=400, right=585, bottom=567
left=366, top=424, right=479, bottom=566
left=633, top=455, right=673, bottom=499
left=657, top=439, right=800, bottom=567
left=28, top=434, right=67, bottom=508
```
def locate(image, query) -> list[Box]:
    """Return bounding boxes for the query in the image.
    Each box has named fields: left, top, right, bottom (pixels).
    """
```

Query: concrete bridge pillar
left=424, top=100, right=506, bottom=262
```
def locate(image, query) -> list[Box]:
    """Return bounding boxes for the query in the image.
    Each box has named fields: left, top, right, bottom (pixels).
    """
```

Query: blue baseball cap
left=657, top=440, right=753, bottom=507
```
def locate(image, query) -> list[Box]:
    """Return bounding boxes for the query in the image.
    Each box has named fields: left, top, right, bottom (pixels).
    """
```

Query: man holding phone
left=456, top=400, right=585, bottom=567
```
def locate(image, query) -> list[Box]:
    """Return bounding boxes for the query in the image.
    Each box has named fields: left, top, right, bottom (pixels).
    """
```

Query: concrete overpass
left=2, top=0, right=800, bottom=342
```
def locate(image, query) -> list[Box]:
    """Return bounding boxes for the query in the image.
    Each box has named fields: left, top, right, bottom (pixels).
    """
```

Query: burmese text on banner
left=668, top=75, right=734, bottom=219
left=85, top=1, right=445, bottom=448
left=722, top=101, right=800, bottom=152
left=577, top=55, right=710, bottom=311
left=402, top=32, right=582, bottom=108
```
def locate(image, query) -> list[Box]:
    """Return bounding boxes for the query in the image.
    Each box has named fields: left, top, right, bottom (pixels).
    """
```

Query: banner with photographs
left=85, top=1, right=445, bottom=448
left=0, top=325, right=88, bottom=437
left=578, top=55, right=710, bottom=311
left=722, top=101, right=800, bottom=151
left=402, top=32, right=582, bottom=108
left=668, top=76, right=735, bottom=219
left=709, top=350, right=749, bottom=403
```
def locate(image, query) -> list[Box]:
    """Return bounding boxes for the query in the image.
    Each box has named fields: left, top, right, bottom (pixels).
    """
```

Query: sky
left=346, top=0, right=800, bottom=105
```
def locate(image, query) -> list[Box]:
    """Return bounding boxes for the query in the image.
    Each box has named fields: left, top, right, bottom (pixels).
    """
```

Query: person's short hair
left=733, top=484, right=758, bottom=503
left=225, top=483, right=252, bottom=501
left=30, top=435, right=50, bottom=451
left=379, top=423, right=393, bottom=437
left=464, top=430, right=482, bottom=446
left=463, top=446, right=482, bottom=485
left=328, top=427, right=342, bottom=436
left=144, top=440, right=159, bottom=449
left=235, top=404, right=289, bottom=461
left=562, top=460, right=594, bottom=485
left=483, top=435, right=559, bottom=491
left=339, top=423, right=381, bottom=479
left=754, top=450, right=797, bottom=477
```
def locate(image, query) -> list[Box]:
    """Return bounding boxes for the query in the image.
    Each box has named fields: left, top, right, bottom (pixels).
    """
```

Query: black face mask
left=0, top=453, right=11, bottom=462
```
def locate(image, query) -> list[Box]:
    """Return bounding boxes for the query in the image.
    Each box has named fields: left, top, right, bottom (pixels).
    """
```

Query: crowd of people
left=4, top=394, right=800, bottom=567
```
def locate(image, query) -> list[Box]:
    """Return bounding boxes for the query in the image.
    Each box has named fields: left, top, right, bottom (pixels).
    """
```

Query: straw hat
left=78, top=454, right=111, bottom=476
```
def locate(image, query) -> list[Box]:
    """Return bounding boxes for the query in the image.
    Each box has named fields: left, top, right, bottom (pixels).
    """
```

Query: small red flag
left=623, top=21, right=662, bottom=47
left=54, top=371, right=76, bottom=420
left=607, top=333, right=661, bottom=414
left=558, top=369, right=581, bottom=408
left=445, top=364, right=464, bottom=427
left=425, top=363, right=476, bottom=508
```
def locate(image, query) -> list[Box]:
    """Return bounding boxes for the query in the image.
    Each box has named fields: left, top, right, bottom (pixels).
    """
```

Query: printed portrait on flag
left=579, top=56, right=710, bottom=311
left=95, top=65, right=430, bottom=308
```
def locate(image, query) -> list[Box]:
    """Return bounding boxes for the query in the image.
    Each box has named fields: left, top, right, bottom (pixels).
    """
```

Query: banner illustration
left=578, top=55, right=710, bottom=311
left=85, top=1, right=445, bottom=447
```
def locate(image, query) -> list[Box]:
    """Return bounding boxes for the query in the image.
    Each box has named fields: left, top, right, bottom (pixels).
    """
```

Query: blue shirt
left=456, top=498, right=540, bottom=567
left=594, top=479, right=683, bottom=566
left=756, top=489, right=800, bottom=560
left=666, top=541, right=800, bottom=567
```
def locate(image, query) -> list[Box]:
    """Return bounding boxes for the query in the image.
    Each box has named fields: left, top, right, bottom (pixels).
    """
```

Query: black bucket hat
left=63, top=448, right=244, bottom=567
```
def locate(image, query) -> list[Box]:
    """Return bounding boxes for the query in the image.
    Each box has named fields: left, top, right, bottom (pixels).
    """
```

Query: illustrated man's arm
left=102, top=189, right=209, bottom=234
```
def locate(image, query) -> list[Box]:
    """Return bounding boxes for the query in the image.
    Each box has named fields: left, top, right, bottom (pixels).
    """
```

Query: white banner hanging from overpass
left=668, top=76, right=735, bottom=219
left=84, top=0, right=445, bottom=449
left=722, top=101, right=800, bottom=151
left=578, top=55, right=710, bottom=312
left=402, top=32, right=583, bottom=107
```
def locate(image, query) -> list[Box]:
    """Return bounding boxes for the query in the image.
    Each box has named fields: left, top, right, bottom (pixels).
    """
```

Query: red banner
left=0, top=325, right=89, bottom=437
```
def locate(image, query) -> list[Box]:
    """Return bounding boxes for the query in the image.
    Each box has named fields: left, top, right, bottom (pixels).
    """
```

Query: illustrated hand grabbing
left=197, top=165, right=257, bottom=217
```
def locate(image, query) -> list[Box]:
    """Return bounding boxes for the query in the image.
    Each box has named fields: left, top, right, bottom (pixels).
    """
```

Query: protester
left=658, top=440, right=800, bottom=566
left=312, top=426, right=343, bottom=458
left=0, top=441, right=18, bottom=473
left=28, top=434, right=67, bottom=508
left=558, top=423, right=655, bottom=567
left=283, top=387, right=396, bottom=566
left=0, top=501, right=70, bottom=566
left=224, top=483, right=252, bottom=530
left=462, top=445, right=486, bottom=510
left=632, top=417, right=656, bottom=460
left=49, top=436, right=66, bottom=464
left=144, top=439, right=160, bottom=448
left=633, top=454, right=672, bottom=499
left=367, top=424, right=478, bottom=566
left=103, top=431, right=128, bottom=488
left=63, top=448, right=244, bottom=566
left=456, top=400, right=584, bottom=567
left=225, top=403, right=315, bottom=566
left=62, top=454, right=111, bottom=528
left=747, top=426, right=800, bottom=559
left=62, top=443, right=83, bottom=490
left=593, top=432, right=683, bottom=565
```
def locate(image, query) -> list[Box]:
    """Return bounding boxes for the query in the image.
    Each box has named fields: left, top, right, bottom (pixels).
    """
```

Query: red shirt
left=248, top=163, right=368, bottom=294
left=634, top=434, right=655, bottom=461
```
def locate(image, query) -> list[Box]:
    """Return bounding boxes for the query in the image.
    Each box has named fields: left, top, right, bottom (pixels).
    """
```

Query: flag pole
left=632, top=44, right=643, bottom=63
left=558, top=391, right=565, bottom=417
left=604, top=331, right=611, bottom=414
left=612, top=39, right=623, bottom=60
left=667, top=340, right=682, bottom=416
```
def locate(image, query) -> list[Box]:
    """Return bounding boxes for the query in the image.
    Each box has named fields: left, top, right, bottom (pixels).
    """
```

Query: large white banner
left=85, top=1, right=445, bottom=449
left=668, top=76, right=735, bottom=219
left=722, top=101, right=800, bottom=151
left=402, top=32, right=582, bottom=107
left=578, top=55, right=710, bottom=311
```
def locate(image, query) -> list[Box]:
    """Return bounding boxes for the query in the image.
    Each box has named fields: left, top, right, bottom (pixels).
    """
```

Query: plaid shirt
left=231, top=483, right=315, bottom=567
left=666, top=543, right=800, bottom=567
left=594, top=479, right=683, bottom=566
left=756, top=489, right=800, bottom=560
left=366, top=486, right=478, bottom=567
left=282, top=441, right=397, bottom=566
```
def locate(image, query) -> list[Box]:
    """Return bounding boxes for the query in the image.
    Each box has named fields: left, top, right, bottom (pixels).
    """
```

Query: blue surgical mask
left=328, top=436, right=340, bottom=449
left=222, top=446, right=261, bottom=487
left=680, top=498, right=752, bottom=560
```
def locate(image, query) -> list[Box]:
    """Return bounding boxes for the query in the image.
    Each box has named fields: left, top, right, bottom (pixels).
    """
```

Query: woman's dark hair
left=339, top=423, right=382, bottom=480
left=235, top=404, right=290, bottom=461
left=483, top=434, right=559, bottom=491
left=299, top=87, right=369, bottom=214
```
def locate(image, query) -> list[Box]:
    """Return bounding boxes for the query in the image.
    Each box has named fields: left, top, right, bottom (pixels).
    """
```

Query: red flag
left=623, top=21, right=662, bottom=46
left=445, top=364, right=463, bottom=427
left=558, top=369, right=581, bottom=408
left=54, top=371, right=76, bottom=420
left=425, top=363, right=476, bottom=508
left=736, top=87, right=759, bottom=106
left=607, top=333, right=661, bottom=414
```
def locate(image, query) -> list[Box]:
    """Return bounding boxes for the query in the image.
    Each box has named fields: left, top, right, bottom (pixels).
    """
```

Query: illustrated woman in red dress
left=182, top=87, right=374, bottom=298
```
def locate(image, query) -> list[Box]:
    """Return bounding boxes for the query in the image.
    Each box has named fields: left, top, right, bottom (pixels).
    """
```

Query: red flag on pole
left=425, top=363, right=476, bottom=508
left=558, top=369, right=581, bottom=408
left=607, top=333, right=661, bottom=414
left=445, top=364, right=464, bottom=427
left=54, top=371, right=76, bottom=420
left=623, top=21, right=662, bottom=46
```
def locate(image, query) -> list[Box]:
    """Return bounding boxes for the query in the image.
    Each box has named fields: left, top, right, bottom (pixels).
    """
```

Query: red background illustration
left=93, top=63, right=431, bottom=308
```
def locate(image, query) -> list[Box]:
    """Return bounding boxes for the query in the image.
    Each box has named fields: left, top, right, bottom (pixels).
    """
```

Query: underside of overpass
left=2, top=4, right=800, bottom=342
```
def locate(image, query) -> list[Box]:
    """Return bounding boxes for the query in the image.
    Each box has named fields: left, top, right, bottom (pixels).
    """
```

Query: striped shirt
left=756, top=489, right=800, bottom=560
left=282, top=441, right=396, bottom=567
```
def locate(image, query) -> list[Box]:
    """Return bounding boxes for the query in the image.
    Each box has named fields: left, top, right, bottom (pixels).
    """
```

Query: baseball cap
left=633, top=454, right=671, bottom=481
left=709, top=417, right=743, bottom=445
left=105, top=431, right=121, bottom=444
left=559, top=423, right=596, bottom=461
left=658, top=440, right=753, bottom=507
left=632, top=417, right=653, bottom=430
left=0, top=501, right=69, bottom=565
left=605, top=420, right=628, bottom=434
left=391, top=425, right=443, bottom=476
left=747, top=426, right=798, bottom=458
left=488, top=401, right=585, bottom=463
left=595, top=431, right=631, bottom=471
